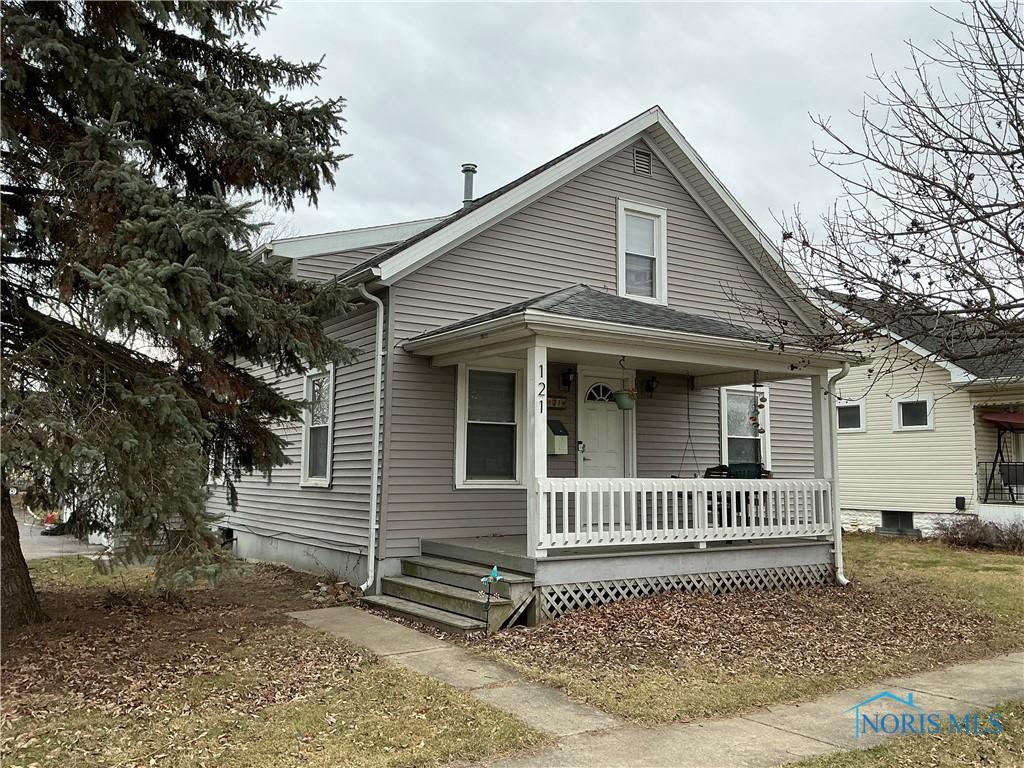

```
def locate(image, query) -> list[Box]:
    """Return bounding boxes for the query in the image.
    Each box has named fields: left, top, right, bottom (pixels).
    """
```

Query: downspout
left=358, top=283, right=384, bottom=593
left=827, top=362, right=851, bottom=586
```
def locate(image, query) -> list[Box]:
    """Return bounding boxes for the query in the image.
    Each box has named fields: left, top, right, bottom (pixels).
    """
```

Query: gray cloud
left=251, top=2, right=959, bottom=240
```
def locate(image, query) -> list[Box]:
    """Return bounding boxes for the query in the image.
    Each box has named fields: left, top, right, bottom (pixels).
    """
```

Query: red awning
left=981, top=412, right=1024, bottom=431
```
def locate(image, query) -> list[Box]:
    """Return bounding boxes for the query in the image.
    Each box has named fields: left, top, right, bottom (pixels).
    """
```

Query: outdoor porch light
left=560, top=368, right=576, bottom=390
left=644, top=376, right=659, bottom=397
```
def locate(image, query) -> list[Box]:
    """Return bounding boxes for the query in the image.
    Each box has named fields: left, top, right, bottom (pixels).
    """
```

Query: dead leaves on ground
left=477, top=582, right=997, bottom=682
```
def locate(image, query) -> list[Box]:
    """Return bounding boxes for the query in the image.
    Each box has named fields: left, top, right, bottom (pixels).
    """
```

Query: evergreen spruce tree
left=1, top=1, right=353, bottom=631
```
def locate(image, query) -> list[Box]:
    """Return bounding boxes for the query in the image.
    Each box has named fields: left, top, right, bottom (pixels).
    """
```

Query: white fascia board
left=377, top=110, right=662, bottom=284
left=271, top=217, right=446, bottom=259
left=640, top=136, right=818, bottom=331
left=823, top=300, right=977, bottom=385
left=653, top=112, right=794, bottom=280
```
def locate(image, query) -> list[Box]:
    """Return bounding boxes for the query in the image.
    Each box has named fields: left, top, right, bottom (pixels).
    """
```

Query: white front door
left=577, top=376, right=625, bottom=478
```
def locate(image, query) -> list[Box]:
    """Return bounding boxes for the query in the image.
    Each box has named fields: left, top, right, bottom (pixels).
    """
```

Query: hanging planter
left=612, top=385, right=637, bottom=411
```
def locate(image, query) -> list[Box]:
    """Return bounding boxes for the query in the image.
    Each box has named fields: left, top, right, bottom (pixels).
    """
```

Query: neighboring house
left=827, top=295, right=1024, bottom=536
left=207, top=106, right=857, bottom=631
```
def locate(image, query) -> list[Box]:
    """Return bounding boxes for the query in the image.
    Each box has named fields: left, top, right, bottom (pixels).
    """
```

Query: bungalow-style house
left=208, top=107, right=858, bottom=631
left=826, top=295, right=1024, bottom=537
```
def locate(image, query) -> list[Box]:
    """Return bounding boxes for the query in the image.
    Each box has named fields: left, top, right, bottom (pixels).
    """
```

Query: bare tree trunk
left=1, top=479, right=45, bottom=633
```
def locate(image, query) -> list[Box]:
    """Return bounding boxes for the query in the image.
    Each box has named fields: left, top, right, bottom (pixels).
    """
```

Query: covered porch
left=404, top=285, right=853, bottom=563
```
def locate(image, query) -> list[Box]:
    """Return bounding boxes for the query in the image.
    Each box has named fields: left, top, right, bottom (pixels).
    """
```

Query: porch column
left=525, top=342, right=547, bottom=557
left=811, top=373, right=838, bottom=540
left=810, top=374, right=833, bottom=480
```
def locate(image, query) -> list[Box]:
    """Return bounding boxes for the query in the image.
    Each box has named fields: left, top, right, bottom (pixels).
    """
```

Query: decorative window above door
left=585, top=383, right=614, bottom=402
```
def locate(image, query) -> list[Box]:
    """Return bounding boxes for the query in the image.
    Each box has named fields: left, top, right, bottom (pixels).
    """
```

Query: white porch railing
left=535, top=477, right=833, bottom=552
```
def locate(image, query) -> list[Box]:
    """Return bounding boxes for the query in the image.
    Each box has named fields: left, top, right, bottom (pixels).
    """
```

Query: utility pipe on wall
left=358, top=283, right=384, bottom=593
left=827, top=362, right=852, bottom=586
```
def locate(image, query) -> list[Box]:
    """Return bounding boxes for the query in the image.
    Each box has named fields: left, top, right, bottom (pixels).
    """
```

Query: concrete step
left=401, top=556, right=532, bottom=599
left=361, top=594, right=487, bottom=635
left=381, top=575, right=512, bottom=621
left=420, top=538, right=535, bottom=574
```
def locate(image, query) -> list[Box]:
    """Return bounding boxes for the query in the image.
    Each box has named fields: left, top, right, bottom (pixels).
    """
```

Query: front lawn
left=470, top=534, right=1024, bottom=724
left=1, top=557, right=542, bottom=768
left=793, top=700, right=1024, bottom=767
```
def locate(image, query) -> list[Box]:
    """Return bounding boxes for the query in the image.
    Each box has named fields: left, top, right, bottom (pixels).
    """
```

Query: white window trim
left=617, top=198, right=668, bottom=305
left=300, top=363, right=335, bottom=487
left=455, top=363, right=524, bottom=490
left=720, top=384, right=772, bottom=469
left=836, top=398, right=867, bottom=433
left=892, top=392, right=935, bottom=432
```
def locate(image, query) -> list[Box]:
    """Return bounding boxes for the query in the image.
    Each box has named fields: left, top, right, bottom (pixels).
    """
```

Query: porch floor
left=421, top=533, right=833, bottom=578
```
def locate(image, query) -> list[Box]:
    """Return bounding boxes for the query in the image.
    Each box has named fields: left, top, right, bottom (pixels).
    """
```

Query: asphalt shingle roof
left=826, top=292, right=1024, bottom=380
left=407, top=285, right=789, bottom=345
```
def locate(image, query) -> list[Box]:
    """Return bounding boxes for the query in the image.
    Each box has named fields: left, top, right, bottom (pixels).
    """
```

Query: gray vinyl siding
left=382, top=137, right=816, bottom=558
left=293, top=246, right=391, bottom=282
left=206, top=300, right=384, bottom=556
left=636, top=375, right=815, bottom=480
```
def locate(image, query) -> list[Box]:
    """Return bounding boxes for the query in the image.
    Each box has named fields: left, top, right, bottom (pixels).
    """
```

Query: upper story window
left=617, top=200, right=668, bottom=305
left=720, top=385, right=771, bottom=468
left=302, top=365, right=335, bottom=486
left=836, top=399, right=866, bottom=432
left=892, top=393, right=934, bottom=432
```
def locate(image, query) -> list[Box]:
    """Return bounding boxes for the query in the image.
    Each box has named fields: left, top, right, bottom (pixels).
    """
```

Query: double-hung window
left=720, top=386, right=771, bottom=468
left=457, top=366, right=521, bottom=487
left=302, top=365, right=335, bottom=486
left=617, top=200, right=667, bottom=304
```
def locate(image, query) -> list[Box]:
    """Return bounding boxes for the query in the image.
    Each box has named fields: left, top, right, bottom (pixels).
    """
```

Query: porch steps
left=379, top=575, right=515, bottom=633
left=401, top=556, right=532, bottom=599
left=360, top=594, right=487, bottom=634
left=421, top=538, right=536, bottom=574
left=363, top=548, right=536, bottom=634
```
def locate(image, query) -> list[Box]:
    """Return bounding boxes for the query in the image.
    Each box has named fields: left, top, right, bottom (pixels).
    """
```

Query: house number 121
left=537, top=364, right=545, bottom=413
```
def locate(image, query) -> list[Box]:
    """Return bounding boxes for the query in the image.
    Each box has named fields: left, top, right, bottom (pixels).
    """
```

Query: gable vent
left=633, top=147, right=653, bottom=176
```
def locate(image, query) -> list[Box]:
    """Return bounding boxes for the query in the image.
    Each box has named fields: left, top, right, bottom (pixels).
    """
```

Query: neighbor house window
left=617, top=199, right=667, bottom=304
left=302, top=365, right=335, bottom=486
left=720, top=386, right=771, bottom=468
left=836, top=399, right=866, bottom=432
left=892, top=393, right=934, bottom=432
left=457, top=366, right=521, bottom=487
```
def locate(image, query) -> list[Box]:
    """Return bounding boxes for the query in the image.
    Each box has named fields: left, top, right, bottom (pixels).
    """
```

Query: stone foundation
left=841, top=508, right=958, bottom=537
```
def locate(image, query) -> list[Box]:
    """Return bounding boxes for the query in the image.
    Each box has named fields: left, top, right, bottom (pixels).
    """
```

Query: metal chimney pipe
left=461, top=163, right=477, bottom=208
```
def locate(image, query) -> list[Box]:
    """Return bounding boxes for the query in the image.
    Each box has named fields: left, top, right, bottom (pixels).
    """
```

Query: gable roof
left=825, top=292, right=1023, bottom=382
left=339, top=106, right=819, bottom=329
left=408, top=284, right=798, bottom=346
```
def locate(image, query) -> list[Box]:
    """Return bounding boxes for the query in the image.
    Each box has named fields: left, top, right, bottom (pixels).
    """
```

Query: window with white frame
left=458, top=367, right=520, bottom=485
left=836, top=399, right=866, bottom=432
left=302, top=366, right=334, bottom=485
left=617, top=200, right=667, bottom=304
left=892, top=393, right=934, bottom=432
left=720, top=386, right=771, bottom=467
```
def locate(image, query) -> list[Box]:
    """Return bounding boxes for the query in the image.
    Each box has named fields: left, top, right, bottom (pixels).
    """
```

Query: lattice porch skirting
left=538, top=563, right=834, bottom=620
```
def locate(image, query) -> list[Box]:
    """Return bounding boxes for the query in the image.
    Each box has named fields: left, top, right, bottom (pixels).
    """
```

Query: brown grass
left=1, top=557, right=543, bottom=767
left=464, top=534, right=1024, bottom=724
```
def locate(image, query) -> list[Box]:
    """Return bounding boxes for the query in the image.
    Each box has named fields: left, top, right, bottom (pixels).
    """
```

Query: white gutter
left=826, top=362, right=851, bottom=586
left=358, top=283, right=384, bottom=593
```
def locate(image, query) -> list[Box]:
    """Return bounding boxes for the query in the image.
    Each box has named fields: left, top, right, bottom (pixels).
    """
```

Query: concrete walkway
left=291, top=606, right=1024, bottom=768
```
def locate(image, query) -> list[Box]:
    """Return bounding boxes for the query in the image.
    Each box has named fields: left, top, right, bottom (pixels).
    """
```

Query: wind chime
left=750, top=372, right=768, bottom=436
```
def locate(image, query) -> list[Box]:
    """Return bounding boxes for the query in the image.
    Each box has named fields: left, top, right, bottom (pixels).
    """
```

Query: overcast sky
left=251, top=2, right=960, bottom=240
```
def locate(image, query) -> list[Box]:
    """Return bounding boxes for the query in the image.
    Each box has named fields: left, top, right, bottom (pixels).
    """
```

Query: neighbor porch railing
left=535, top=477, right=833, bottom=552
